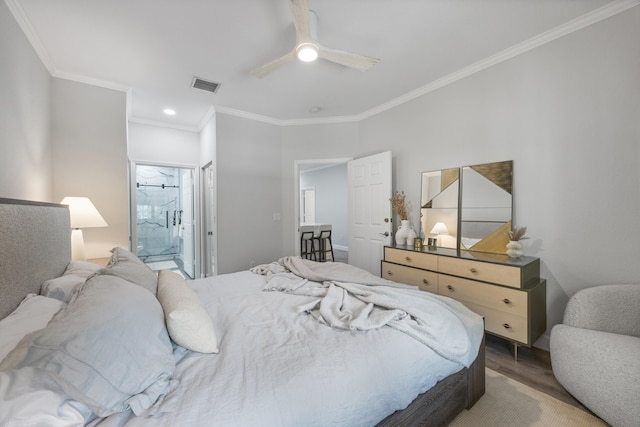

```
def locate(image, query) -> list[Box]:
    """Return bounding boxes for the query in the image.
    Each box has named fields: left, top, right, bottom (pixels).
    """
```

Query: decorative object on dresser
left=390, top=190, right=411, bottom=245
left=430, top=222, right=449, bottom=246
left=382, top=244, right=546, bottom=360
left=506, top=226, right=528, bottom=258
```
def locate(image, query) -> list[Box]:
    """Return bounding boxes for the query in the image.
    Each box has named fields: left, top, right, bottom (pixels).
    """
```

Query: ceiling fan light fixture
left=296, top=42, right=319, bottom=62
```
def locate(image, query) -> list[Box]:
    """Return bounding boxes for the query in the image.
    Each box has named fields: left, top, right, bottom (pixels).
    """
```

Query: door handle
left=380, top=232, right=389, bottom=237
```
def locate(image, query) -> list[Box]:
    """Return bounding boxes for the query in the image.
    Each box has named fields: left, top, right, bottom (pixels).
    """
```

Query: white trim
left=128, top=117, right=199, bottom=133
left=7, top=0, right=638, bottom=128
left=200, top=0, right=640, bottom=127
left=197, top=106, right=216, bottom=132
left=51, top=69, right=129, bottom=92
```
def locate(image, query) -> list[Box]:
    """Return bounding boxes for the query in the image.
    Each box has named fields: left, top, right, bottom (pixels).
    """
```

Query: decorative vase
left=395, top=220, right=411, bottom=245
left=506, top=240, right=523, bottom=258
left=406, top=227, right=418, bottom=246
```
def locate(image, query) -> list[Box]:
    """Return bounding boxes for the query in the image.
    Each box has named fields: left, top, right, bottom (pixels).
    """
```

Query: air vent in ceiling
left=191, top=77, right=221, bottom=94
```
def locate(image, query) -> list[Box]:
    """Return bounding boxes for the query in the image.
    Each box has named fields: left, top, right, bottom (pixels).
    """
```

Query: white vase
left=506, top=240, right=523, bottom=258
left=395, top=220, right=411, bottom=245
left=406, top=227, right=417, bottom=246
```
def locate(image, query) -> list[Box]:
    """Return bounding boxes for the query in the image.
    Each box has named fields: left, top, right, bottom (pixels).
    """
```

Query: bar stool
left=299, top=225, right=317, bottom=260
left=314, top=224, right=334, bottom=262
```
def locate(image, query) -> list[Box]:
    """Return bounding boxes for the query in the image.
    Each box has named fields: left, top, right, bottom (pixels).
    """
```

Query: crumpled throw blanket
left=251, top=256, right=484, bottom=368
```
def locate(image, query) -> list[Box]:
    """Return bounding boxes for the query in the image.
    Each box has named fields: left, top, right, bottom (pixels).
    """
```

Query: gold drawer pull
left=387, top=270, right=393, bottom=275
left=405, top=256, right=411, bottom=262
left=503, top=323, right=511, bottom=329
left=422, top=279, right=429, bottom=285
left=503, top=298, right=511, bottom=304
left=470, top=268, right=478, bottom=273
left=447, top=285, right=454, bottom=291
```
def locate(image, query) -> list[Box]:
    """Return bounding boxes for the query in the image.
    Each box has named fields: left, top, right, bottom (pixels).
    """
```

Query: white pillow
left=0, top=294, right=64, bottom=362
left=157, top=270, right=219, bottom=353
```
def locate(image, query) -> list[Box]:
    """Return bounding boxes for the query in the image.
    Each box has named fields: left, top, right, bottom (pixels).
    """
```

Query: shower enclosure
left=131, top=163, right=196, bottom=279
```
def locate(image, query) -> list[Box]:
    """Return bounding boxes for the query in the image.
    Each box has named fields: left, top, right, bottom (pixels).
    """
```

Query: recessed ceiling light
left=163, top=108, right=176, bottom=116
left=309, top=106, right=322, bottom=113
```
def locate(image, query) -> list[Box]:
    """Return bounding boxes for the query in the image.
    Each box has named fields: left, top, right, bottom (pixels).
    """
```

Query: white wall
left=216, top=113, right=283, bottom=273
left=0, top=1, right=52, bottom=201
left=51, top=78, right=129, bottom=259
left=128, top=122, right=200, bottom=166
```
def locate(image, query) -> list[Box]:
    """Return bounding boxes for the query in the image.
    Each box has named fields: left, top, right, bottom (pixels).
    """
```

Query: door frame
left=293, top=158, right=352, bottom=256
left=129, top=160, right=201, bottom=277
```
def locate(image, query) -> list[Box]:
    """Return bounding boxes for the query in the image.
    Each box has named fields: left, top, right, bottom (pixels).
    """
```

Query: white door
left=181, top=170, right=195, bottom=278
left=348, top=151, right=392, bottom=275
left=202, top=163, right=217, bottom=277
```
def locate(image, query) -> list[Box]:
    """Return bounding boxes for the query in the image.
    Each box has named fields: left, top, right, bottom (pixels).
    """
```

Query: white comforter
left=95, top=266, right=483, bottom=427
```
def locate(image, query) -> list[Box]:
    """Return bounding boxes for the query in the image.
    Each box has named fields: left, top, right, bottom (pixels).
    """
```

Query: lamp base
left=71, top=228, right=86, bottom=261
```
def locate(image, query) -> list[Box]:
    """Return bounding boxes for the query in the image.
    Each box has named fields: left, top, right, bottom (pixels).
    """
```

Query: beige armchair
left=550, top=284, right=640, bottom=427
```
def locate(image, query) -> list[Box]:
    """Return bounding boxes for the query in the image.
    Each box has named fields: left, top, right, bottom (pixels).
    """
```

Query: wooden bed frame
left=0, top=197, right=485, bottom=426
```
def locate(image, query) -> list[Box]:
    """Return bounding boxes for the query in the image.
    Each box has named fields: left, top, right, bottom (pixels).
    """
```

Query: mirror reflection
left=420, top=167, right=459, bottom=249
left=460, top=160, right=513, bottom=254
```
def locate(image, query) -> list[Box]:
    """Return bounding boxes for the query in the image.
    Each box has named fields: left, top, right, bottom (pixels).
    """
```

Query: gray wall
left=216, top=113, right=283, bottom=273
left=51, top=78, right=129, bottom=258
left=0, top=1, right=52, bottom=201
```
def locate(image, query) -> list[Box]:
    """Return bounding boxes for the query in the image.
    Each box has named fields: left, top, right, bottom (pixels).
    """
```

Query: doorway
left=130, top=162, right=197, bottom=279
left=295, top=158, right=351, bottom=263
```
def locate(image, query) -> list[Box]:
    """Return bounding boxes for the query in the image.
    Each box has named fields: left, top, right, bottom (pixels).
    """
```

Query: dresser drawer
left=384, top=247, right=438, bottom=270
left=438, top=256, right=524, bottom=288
left=381, top=261, right=438, bottom=293
left=462, top=301, right=529, bottom=344
left=438, top=275, right=527, bottom=317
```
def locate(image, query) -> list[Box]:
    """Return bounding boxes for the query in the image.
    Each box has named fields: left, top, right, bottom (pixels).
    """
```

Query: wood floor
left=484, top=334, right=595, bottom=413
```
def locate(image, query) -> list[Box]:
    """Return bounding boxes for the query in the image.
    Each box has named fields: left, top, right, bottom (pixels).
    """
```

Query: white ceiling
left=8, top=0, right=625, bottom=130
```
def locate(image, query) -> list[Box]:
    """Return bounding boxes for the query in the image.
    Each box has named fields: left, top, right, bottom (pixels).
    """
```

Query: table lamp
left=430, top=222, right=449, bottom=246
left=60, top=197, right=108, bottom=260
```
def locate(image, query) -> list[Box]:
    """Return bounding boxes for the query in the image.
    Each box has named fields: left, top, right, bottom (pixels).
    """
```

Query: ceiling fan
left=250, top=0, right=380, bottom=78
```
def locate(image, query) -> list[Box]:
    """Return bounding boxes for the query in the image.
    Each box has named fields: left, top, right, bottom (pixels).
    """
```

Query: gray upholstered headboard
left=0, top=198, right=71, bottom=319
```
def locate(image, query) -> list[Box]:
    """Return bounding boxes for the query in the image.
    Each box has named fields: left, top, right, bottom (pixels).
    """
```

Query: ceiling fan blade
left=250, top=50, right=297, bottom=79
left=318, top=45, right=380, bottom=72
left=289, top=0, right=311, bottom=43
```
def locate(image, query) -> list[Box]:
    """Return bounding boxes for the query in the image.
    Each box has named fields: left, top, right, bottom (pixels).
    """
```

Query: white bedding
left=93, top=269, right=478, bottom=427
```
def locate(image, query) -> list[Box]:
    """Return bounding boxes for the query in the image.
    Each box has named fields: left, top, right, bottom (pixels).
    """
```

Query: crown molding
left=351, top=0, right=640, bottom=123
left=128, top=117, right=199, bottom=133
left=8, top=0, right=638, bottom=129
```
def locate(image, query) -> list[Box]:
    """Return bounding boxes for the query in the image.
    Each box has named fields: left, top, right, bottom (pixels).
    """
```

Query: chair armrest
left=563, top=284, right=640, bottom=337
left=550, top=324, right=640, bottom=427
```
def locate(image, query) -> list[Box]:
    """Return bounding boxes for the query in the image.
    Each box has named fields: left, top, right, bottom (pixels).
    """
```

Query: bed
left=0, top=197, right=485, bottom=426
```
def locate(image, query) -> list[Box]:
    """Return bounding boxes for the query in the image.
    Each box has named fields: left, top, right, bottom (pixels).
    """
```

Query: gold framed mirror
left=460, top=160, right=513, bottom=254
left=420, top=167, right=459, bottom=249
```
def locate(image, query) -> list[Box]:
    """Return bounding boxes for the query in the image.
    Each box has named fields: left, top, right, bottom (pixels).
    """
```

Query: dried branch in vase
left=507, top=226, right=529, bottom=241
left=389, top=191, right=408, bottom=220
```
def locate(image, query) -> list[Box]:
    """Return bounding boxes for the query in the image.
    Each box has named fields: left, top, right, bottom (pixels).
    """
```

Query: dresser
left=382, top=245, right=546, bottom=356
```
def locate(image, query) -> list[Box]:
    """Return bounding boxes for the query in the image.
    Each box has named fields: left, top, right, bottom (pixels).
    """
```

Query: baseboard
left=534, top=331, right=551, bottom=351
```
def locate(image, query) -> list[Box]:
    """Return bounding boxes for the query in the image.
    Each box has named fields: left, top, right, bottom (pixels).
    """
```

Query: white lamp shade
left=60, top=197, right=108, bottom=229
left=430, top=222, right=449, bottom=235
